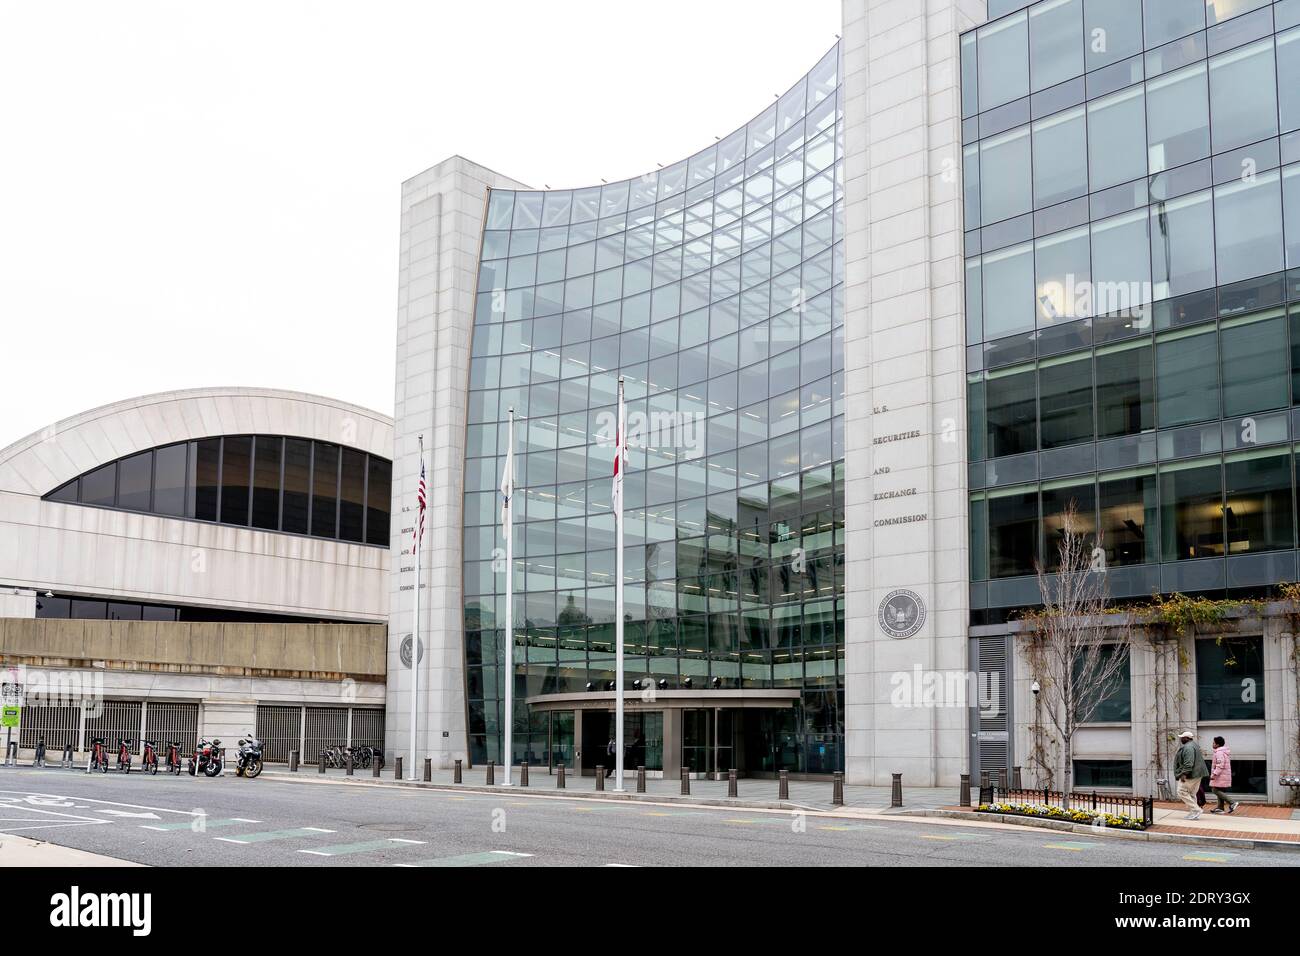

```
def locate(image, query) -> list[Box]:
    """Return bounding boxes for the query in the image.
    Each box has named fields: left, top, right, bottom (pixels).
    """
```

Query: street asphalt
left=1, top=764, right=1297, bottom=867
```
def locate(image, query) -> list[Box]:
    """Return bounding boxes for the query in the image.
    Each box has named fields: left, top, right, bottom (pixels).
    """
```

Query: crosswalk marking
left=140, top=818, right=260, bottom=832
left=214, top=827, right=335, bottom=845
left=297, top=837, right=428, bottom=858
left=393, top=850, right=533, bottom=868
left=1184, top=851, right=1238, bottom=863
left=1044, top=841, right=1100, bottom=851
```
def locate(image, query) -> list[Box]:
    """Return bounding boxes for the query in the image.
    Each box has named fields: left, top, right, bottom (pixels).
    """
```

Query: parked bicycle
left=164, top=741, right=183, bottom=774
left=141, top=739, right=159, bottom=775
left=87, top=736, right=109, bottom=773
left=116, top=738, right=133, bottom=773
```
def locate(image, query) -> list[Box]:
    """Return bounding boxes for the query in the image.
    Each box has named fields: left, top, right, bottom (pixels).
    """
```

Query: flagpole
left=502, top=408, right=514, bottom=786
left=614, top=377, right=625, bottom=792
left=409, top=435, right=423, bottom=781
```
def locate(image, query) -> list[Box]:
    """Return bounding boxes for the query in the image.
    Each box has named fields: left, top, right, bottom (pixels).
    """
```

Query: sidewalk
left=0, top=832, right=140, bottom=867
left=261, top=763, right=960, bottom=813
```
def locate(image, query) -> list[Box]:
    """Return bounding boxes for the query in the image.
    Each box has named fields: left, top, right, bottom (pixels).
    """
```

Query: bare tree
left=1028, top=503, right=1131, bottom=808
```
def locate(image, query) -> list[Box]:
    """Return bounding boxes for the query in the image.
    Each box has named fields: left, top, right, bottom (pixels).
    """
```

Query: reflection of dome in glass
left=557, top=594, right=592, bottom=627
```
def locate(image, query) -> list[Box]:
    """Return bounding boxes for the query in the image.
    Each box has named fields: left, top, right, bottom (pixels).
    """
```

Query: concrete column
left=662, top=708, right=682, bottom=780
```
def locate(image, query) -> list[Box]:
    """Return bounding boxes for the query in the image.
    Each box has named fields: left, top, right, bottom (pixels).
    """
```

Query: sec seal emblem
left=878, top=589, right=925, bottom=639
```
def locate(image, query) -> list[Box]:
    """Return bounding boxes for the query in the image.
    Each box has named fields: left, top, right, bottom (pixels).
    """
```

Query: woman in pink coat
left=1209, top=736, right=1238, bottom=814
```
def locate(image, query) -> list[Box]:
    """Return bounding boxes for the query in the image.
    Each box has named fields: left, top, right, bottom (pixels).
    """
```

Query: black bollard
left=681, top=771, right=690, bottom=795
left=960, top=773, right=971, bottom=807
left=486, top=761, right=495, bottom=785
left=394, top=756, right=403, bottom=780
left=1012, top=765, right=1023, bottom=790
left=346, top=752, right=354, bottom=776
left=423, top=757, right=431, bottom=782
left=891, top=772, right=903, bottom=808
left=318, top=752, right=326, bottom=774
left=454, top=758, right=462, bottom=783
left=727, top=768, right=738, bottom=798
left=289, top=750, right=299, bottom=773
left=832, top=771, right=844, bottom=807
left=779, top=769, right=789, bottom=801
left=557, top=764, right=566, bottom=788
left=595, top=766, right=604, bottom=791
left=520, top=762, right=529, bottom=787
left=636, top=766, right=645, bottom=793
left=373, top=754, right=382, bottom=777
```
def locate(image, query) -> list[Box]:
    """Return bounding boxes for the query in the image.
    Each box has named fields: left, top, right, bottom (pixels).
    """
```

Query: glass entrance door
left=681, top=708, right=735, bottom=777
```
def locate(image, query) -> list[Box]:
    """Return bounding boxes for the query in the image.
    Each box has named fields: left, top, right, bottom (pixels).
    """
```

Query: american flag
left=413, top=459, right=426, bottom=551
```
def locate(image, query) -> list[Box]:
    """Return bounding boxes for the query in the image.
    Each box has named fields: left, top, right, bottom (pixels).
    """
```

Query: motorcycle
left=87, top=736, right=109, bottom=773
left=116, top=738, right=133, bottom=773
left=141, top=739, right=159, bottom=775
left=188, top=738, right=224, bottom=777
left=234, top=733, right=264, bottom=778
left=165, top=740, right=183, bottom=775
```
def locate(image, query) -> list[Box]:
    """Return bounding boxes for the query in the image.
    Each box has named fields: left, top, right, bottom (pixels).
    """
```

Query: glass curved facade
left=45, top=436, right=392, bottom=547
left=461, top=44, right=846, bottom=771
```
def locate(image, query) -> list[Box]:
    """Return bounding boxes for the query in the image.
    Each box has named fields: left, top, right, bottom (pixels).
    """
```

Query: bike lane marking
left=1183, top=851, right=1238, bottom=863
left=0, top=790, right=205, bottom=818
left=393, top=849, right=533, bottom=867
left=298, top=837, right=427, bottom=857
left=140, top=818, right=261, bottom=832
left=1043, top=841, right=1101, bottom=851
left=214, top=827, right=336, bottom=845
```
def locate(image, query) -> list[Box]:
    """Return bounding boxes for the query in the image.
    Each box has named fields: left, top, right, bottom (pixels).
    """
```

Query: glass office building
left=460, top=45, right=846, bottom=774
left=964, top=0, right=1300, bottom=621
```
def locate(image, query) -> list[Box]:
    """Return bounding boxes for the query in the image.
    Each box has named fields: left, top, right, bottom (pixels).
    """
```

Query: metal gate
left=256, top=705, right=302, bottom=762
left=18, top=704, right=80, bottom=750
left=84, top=700, right=143, bottom=752
left=304, top=706, right=349, bottom=760
left=349, top=708, right=384, bottom=750
left=971, top=633, right=1012, bottom=785
left=144, top=702, right=199, bottom=750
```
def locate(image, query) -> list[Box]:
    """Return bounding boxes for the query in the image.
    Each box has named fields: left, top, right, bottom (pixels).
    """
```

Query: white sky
left=0, top=0, right=840, bottom=449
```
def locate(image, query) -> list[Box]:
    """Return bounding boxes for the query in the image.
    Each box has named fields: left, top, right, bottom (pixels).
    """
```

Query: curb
left=910, top=808, right=1300, bottom=852
left=255, top=768, right=919, bottom=815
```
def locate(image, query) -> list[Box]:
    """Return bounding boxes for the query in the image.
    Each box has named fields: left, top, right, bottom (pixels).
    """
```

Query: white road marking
left=0, top=790, right=203, bottom=816
left=488, top=850, right=532, bottom=857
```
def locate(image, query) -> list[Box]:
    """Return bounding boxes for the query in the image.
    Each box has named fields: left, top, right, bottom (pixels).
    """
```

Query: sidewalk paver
left=0, top=831, right=140, bottom=867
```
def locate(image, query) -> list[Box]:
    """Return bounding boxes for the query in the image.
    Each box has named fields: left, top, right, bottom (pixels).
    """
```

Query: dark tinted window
left=339, top=448, right=367, bottom=543
left=35, top=596, right=70, bottom=618
left=80, top=463, right=116, bottom=507
left=282, top=438, right=312, bottom=535
left=107, top=602, right=142, bottom=621
left=193, top=439, right=221, bottom=521
left=47, top=479, right=78, bottom=503
left=70, top=599, right=107, bottom=619
left=153, top=443, right=187, bottom=517
left=366, top=457, right=391, bottom=546
left=251, top=436, right=282, bottom=531
left=311, top=441, right=339, bottom=539
left=117, top=451, right=152, bottom=512
left=220, top=436, right=252, bottom=526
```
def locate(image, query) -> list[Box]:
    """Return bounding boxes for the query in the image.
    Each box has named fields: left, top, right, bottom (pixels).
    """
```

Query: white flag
left=500, top=427, right=514, bottom=542
left=611, top=385, right=625, bottom=517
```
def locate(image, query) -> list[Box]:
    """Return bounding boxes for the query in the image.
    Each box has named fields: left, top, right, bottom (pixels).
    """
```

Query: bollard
left=778, top=769, right=789, bottom=801
left=394, top=756, right=403, bottom=780
left=727, top=768, right=738, bottom=798
left=520, top=762, right=529, bottom=787
left=423, top=757, right=432, bottom=782
left=289, top=750, right=299, bottom=773
left=346, top=752, right=354, bottom=776
left=486, top=761, right=495, bottom=786
left=681, top=771, right=690, bottom=795
left=960, top=773, right=971, bottom=807
left=373, top=754, right=382, bottom=778
left=61, top=743, right=74, bottom=768
left=318, top=752, right=326, bottom=774
left=979, top=770, right=989, bottom=789
left=4, top=741, right=16, bottom=766
left=595, top=766, right=604, bottom=791
left=636, top=766, right=645, bottom=793
left=1012, top=765, right=1023, bottom=789
left=891, top=772, right=903, bottom=808
left=832, top=771, right=844, bottom=807
left=454, top=758, right=462, bottom=784
left=557, top=764, right=566, bottom=789
left=996, top=768, right=1007, bottom=791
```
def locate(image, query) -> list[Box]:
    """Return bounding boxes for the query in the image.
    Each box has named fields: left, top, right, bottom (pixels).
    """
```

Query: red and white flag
left=413, top=459, right=426, bottom=551
left=611, top=383, right=626, bottom=518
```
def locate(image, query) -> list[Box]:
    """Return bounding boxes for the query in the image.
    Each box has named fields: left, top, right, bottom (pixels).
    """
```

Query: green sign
left=1, top=706, right=19, bottom=729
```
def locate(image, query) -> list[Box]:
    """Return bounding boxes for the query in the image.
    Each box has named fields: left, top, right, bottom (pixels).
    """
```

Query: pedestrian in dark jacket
left=1173, top=730, right=1207, bottom=820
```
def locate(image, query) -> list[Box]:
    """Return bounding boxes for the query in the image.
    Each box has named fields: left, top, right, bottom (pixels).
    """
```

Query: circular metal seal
left=878, top=589, right=925, bottom=639
left=399, top=634, right=424, bottom=668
